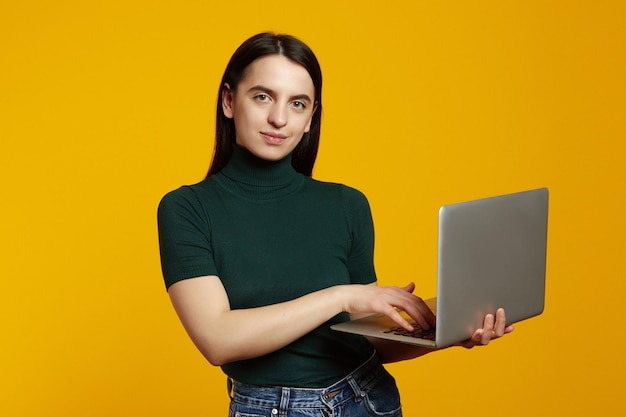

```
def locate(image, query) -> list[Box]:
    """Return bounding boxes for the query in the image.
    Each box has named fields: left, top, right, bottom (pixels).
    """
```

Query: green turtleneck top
left=157, top=146, right=377, bottom=387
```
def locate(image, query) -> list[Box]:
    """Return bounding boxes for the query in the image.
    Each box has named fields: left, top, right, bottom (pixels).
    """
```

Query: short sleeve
left=157, top=186, right=218, bottom=290
left=343, top=186, right=377, bottom=285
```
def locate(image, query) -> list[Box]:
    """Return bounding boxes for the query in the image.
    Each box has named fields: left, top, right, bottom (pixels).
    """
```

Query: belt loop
left=279, top=387, right=290, bottom=417
left=228, top=377, right=235, bottom=399
left=346, top=375, right=364, bottom=402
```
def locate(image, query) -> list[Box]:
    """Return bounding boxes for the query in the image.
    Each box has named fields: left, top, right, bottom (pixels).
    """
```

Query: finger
left=420, top=304, right=437, bottom=328
left=384, top=307, right=415, bottom=332
left=457, top=327, right=485, bottom=349
left=481, top=314, right=495, bottom=345
left=385, top=287, right=435, bottom=330
left=411, top=299, right=436, bottom=326
left=467, top=329, right=484, bottom=348
left=404, top=298, right=436, bottom=330
left=493, top=308, right=507, bottom=338
left=400, top=282, right=416, bottom=293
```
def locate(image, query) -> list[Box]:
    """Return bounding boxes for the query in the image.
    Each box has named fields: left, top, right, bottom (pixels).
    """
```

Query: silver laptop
left=331, top=187, right=549, bottom=348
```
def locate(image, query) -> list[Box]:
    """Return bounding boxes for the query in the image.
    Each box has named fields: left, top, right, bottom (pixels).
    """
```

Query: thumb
left=401, top=282, right=416, bottom=293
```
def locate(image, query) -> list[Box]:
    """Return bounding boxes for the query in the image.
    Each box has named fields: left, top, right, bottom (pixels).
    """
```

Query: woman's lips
left=261, top=131, right=287, bottom=145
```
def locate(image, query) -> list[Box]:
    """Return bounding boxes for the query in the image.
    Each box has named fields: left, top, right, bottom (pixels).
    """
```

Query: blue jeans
left=226, top=353, right=402, bottom=417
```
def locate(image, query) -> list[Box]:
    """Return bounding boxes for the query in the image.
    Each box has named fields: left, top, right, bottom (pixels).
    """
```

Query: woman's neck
left=215, top=145, right=303, bottom=199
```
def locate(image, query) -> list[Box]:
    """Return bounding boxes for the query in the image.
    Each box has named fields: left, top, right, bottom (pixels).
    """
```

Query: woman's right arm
left=167, top=276, right=435, bottom=366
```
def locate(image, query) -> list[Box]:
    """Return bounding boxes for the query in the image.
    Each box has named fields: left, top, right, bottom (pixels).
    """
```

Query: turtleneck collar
left=215, top=145, right=304, bottom=200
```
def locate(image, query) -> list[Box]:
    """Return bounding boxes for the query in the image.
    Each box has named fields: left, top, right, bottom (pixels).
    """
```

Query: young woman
left=158, top=32, right=513, bottom=417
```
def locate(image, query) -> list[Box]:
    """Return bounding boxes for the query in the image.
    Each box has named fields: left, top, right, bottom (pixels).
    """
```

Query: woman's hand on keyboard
left=342, top=282, right=436, bottom=332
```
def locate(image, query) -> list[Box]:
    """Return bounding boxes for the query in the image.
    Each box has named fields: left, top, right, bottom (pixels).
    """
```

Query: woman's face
left=222, top=55, right=317, bottom=162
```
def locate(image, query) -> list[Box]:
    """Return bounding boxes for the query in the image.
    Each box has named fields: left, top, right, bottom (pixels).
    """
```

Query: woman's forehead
left=240, top=55, right=315, bottom=95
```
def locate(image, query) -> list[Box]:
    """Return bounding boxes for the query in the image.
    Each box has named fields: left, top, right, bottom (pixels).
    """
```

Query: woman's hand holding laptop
left=454, top=308, right=515, bottom=349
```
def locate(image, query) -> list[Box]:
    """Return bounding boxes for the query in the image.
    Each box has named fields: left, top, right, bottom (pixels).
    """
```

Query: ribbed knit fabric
left=157, top=146, right=377, bottom=387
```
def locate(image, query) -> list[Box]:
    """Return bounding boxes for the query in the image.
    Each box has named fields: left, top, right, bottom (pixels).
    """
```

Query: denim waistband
left=228, top=352, right=383, bottom=409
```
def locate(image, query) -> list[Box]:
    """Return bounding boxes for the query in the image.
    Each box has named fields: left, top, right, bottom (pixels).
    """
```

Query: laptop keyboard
left=383, top=323, right=436, bottom=341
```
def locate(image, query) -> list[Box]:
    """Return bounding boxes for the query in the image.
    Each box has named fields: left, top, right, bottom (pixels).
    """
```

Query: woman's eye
left=292, top=101, right=306, bottom=109
left=255, top=94, right=270, bottom=102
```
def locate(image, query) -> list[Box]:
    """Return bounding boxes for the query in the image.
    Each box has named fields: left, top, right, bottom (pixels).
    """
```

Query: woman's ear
left=222, top=83, right=234, bottom=119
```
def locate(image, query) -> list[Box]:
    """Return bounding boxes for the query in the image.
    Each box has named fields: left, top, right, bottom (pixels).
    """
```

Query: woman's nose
left=268, top=104, right=287, bottom=128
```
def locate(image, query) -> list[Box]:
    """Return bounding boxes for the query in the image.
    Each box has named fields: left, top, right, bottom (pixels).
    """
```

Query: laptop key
left=384, top=323, right=436, bottom=341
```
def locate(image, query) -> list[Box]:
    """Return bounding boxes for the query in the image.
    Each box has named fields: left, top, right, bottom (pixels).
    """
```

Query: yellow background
left=1, top=1, right=624, bottom=415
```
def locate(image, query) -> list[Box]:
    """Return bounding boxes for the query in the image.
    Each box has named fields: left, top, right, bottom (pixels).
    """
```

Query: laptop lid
left=435, top=187, right=549, bottom=346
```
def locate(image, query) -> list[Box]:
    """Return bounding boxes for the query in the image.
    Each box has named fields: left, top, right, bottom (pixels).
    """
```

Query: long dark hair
left=207, top=32, right=323, bottom=177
